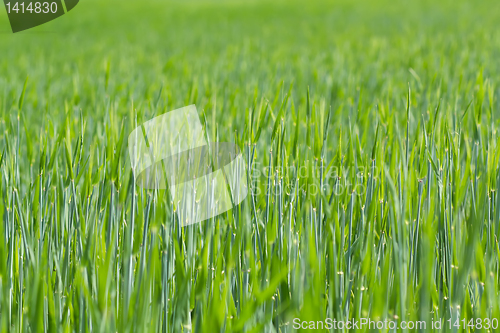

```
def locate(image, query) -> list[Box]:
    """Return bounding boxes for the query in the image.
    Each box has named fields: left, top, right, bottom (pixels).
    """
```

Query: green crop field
left=1, top=0, right=500, bottom=331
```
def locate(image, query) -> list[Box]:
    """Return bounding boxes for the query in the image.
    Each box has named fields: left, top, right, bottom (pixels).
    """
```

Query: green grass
left=1, top=0, right=500, bottom=331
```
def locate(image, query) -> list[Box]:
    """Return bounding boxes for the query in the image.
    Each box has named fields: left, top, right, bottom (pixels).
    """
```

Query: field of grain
left=1, top=0, right=500, bottom=331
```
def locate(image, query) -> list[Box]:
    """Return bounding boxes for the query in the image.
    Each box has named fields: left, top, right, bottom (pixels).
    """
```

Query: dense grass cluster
left=1, top=0, right=500, bottom=331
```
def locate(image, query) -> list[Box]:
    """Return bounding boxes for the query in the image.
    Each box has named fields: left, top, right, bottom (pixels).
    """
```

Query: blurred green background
left=1, top=0, right=500, bottom=133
